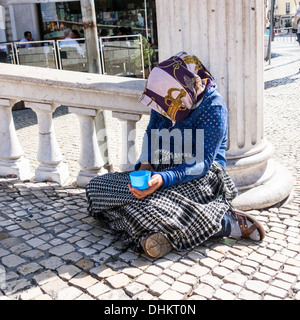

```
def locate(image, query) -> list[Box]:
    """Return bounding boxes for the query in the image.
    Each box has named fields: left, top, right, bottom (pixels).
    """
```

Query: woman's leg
left=211, top=214, right=231, bottom=239
left=212, top=210, right=265, bottom=241
left=142, top=214, right=232, bottom=258
left=141, top=209, right=265, bottom=259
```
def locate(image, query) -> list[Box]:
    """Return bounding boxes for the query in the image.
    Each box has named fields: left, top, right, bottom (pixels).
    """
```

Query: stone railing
left=0, top=62, right=148, bottom=187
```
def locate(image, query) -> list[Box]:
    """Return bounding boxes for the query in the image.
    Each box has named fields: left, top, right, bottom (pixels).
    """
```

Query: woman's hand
left=128, top=174, right=163, bottom=199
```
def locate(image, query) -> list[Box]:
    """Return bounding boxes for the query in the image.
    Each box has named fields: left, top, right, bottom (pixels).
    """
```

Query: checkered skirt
left=86, top=161, right=237, bottom=253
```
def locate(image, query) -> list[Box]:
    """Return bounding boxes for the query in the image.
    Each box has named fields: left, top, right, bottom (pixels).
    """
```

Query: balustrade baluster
left=112, top=112, right=141, bottom=172
left=0, top=98, right=31, bottom=180
left=26, top=102, right=69, bottom=185
left=69, top=107, right=106, bottom=187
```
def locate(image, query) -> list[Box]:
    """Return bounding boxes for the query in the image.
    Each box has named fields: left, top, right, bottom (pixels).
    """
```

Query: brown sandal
left=234, top=209, right=265, bottom=241
left=141, top=232, right=173, bottom=258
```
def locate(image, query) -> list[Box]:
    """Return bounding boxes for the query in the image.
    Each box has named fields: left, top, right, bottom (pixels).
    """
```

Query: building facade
left=266, top=0, right=300, bottom=28
left=275, top=0, right=299, bottom=15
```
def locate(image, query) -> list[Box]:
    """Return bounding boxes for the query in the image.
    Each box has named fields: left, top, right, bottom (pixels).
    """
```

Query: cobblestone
left=40, top=278, right=69, bottom=298
left=86, top=282, right=111, bottom=298
left=106, top=273, right=131, bottom=289
left=55, top=286, right=83, bottom=300
left=0, top=42, right=299, bottom=300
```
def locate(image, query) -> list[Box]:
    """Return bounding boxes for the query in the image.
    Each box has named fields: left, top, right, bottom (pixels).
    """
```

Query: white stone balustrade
left=0, top=63, right=149, bottom=187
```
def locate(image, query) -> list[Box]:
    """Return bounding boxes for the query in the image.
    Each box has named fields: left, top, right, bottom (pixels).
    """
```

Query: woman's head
left=140, top=52, right=214, bottom=123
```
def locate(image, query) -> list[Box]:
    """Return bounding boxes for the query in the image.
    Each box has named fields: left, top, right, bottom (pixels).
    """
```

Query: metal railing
left=0, top=34, right=146, bottom=78
left=274, top=27, right=294, bottom=35
left=274, top=27, right=297, bottom=42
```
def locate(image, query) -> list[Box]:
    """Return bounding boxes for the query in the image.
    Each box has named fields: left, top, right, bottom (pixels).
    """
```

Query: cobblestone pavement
left=0, top=42, right=299, bottom=301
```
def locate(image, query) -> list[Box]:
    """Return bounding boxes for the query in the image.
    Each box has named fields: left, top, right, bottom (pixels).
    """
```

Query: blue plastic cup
left=129, top=170, right=152, bottom=190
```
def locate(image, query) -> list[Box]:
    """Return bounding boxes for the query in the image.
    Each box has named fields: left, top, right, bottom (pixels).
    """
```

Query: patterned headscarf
left=140, top=52, right=215, bottom=123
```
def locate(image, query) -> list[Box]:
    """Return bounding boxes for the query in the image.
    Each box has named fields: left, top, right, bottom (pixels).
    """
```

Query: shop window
left=40, top=1, right=156, bottom=43
left=94, top=0, right=158, bottom=64
left=40, top=1, right=83, bottom=41
left=38, top=0, right=158, bottom=71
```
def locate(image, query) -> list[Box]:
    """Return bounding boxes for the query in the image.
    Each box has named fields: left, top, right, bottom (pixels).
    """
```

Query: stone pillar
left=155, top=0, right=294, bottom=209
left=69, top=107, right=106, bottom=187
left=27, top=102, right=69, bottom=185
left=112, top=112, right=141, bottom=172
left=0, top=98, right=31, bottom=180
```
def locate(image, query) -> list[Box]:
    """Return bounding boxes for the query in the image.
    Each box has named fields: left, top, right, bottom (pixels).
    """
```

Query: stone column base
left=35, top=163, right=69, bottom=185
left=0, top=157, right=32, bottom=181
left=229, top=157, right=294, bottom=210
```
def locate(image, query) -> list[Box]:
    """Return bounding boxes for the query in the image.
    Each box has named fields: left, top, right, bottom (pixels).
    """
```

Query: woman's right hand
left=139, top=162, right=154, bottom=172
left=128, top=174, right=163, bottom=199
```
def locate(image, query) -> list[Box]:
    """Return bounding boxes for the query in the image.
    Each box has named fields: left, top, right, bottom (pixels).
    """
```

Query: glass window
left=95, top=0, right=158, bottom=71
left=37, top=0, right=158, bottom=74
left=95, top=0, right=157, bottom=43
left=40, top=1, right=83, bottom=41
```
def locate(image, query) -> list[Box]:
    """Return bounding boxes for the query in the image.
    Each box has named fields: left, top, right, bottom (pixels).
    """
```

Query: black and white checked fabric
left=86, top=160, right=237, bottom=253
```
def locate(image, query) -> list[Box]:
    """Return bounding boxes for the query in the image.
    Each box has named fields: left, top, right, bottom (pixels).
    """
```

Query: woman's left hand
left=128, top=174, right=163, bottom=199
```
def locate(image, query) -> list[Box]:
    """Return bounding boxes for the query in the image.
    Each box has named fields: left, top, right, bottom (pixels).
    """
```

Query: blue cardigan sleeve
left=157, top=104, right=228, bottom=189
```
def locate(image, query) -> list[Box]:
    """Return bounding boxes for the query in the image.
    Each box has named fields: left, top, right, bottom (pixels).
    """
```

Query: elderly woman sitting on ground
left=86, top=52, right=265, bottom=258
